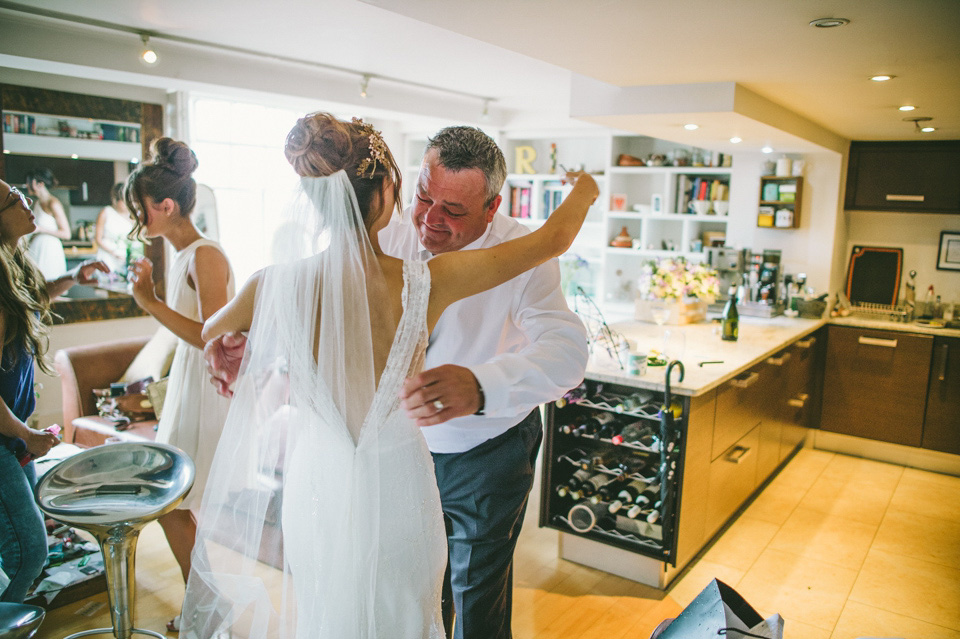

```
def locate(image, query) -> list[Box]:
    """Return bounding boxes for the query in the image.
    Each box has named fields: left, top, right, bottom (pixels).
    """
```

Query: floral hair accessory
left=352, top=117, right=388, bottom=179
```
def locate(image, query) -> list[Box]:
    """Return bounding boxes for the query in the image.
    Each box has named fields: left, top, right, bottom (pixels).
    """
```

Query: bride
left=180, top=113, right=597, bottom=638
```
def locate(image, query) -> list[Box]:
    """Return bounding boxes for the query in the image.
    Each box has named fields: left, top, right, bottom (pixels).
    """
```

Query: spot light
left=139, top=34, right=158, bottom=66
left=359, top=75, right=370, bottom=98
left=684, top=123, right=699, bottom=131
left=761, top=146, right=774, bottom=154
left=870, top=75, right=894, bottom=82
left=899, top=105, right=916, bottom=111
left=729, top=137, right=742, bottom=144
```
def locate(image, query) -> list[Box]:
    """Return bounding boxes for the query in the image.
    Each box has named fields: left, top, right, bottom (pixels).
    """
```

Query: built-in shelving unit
left=2, top=110, right=142, bottom=162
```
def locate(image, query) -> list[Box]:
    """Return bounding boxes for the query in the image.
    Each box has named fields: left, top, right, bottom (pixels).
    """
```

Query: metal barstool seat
left=35, top=442, right=195, bottom=639
left=0, top=603, right=44, bottom=639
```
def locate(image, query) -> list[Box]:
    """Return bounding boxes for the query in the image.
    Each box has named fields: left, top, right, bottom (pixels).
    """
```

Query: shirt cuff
left=468, top=364, right=505, bottom=417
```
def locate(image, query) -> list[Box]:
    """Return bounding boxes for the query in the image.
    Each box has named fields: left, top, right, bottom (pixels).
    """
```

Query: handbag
left=651, top=579, right=783, bottom=639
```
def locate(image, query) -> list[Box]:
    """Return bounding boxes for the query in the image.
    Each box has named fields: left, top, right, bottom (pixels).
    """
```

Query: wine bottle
left=557, top=413, right=588, bottom=436
left=615, top=479, right=650, bottom=504
left=567, top=501, right=612, bottom=533
left=555, top=380, right=603, bottom=408
left=566, top=467, right=593, bottom=490
left=579, top=472, right=614, bottom=497
left=597, top=419, right=623, bottom=440
left=611, top=421, right=656, bottom=447
left=614, top=389, right=655, bottom=413
left=591, top=478, right=625, bottom=504
left=633, top=483, right=662, bottom=508
left=574, top=411, right=616, bottom=438
left=722, top=285, right=739, bottom=341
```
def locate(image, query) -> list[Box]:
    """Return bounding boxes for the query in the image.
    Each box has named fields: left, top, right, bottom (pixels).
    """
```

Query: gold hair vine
left=352, top=117, right=388, bottom=179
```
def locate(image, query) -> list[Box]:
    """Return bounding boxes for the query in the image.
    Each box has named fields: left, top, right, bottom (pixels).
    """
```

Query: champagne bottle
left=567, top=500, right=612, bottom=533
left=633, top=483, right=662, bottom=508
left=722, top=285, right=739, bottom=341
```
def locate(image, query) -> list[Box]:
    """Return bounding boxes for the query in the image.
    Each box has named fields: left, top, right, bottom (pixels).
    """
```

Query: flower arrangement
left=638, top=257, right=720, bottom=302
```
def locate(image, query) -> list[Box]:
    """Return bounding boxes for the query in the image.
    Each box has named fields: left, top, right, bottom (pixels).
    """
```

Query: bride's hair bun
left=284, top=112, right=402, bottom=225
left=149, top=137, right=199, bottom=177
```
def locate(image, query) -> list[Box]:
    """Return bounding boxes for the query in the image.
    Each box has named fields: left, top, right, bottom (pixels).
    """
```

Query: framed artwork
left=936, top=230, right=960, bottom=271
left=651, top=194, right=663, bottom=213
left=610, top=193, right=627, bottom=212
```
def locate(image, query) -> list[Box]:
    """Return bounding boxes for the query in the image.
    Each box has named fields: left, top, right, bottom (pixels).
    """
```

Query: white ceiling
left=1, top=0, right=958, bottom=151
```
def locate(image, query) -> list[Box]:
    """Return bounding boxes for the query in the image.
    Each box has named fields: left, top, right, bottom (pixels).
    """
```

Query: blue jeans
left=0, top=448, right=47, bottom=603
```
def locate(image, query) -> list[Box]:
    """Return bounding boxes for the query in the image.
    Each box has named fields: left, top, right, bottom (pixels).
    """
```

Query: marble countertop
left=586, top=316, right=825, bottom=397
left=829, top=314, right=960, bottom=338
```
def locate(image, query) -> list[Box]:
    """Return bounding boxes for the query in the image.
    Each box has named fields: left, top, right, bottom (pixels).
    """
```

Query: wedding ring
left=432, top=399, right=445, bottom=412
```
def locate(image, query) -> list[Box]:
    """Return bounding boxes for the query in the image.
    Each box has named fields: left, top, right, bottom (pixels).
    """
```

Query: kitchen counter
left=830, top=314, right=960, bottom=338
left=52, top=283, right=147, bottom=324
left=587, top=316, right=824, bottom=396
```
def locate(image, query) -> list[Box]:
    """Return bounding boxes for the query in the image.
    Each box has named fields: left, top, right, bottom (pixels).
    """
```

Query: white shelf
left=3, top=132, right=141, bottom=162
left=608, top=165, right=730, bottom=175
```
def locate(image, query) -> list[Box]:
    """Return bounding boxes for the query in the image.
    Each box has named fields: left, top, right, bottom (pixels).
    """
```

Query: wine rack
left=540, top=377, right=686, bottom=565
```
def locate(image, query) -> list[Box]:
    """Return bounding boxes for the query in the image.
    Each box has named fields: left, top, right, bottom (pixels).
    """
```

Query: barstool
left=35, top=442, right=195, bottom=639
left=0, top=603, right=44, bottom=639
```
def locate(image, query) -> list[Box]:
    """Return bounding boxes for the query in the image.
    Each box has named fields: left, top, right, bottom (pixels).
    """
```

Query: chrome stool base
left=61, top=628, right=164, bottom=639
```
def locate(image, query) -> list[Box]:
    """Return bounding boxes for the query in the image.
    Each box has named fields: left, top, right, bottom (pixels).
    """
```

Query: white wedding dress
left=181, top=173, right=446, bottom=639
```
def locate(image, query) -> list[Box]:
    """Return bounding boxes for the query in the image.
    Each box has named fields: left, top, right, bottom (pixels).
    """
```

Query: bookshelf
left=2, top=110, right=142, bottom=162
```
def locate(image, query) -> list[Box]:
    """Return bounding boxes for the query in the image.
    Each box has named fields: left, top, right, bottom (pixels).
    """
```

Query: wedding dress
left=181, top=172, right=446, bottom=639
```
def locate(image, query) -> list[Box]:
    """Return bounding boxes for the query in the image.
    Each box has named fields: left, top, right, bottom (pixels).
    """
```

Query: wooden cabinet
left=922, top=336, right=960, bottom=454
left=845, top=141, right=960, bottom=213
left=758, top=176, right=803, bottom=229
left=706, top=424, right=760, bottom=536
left=821, top=325, right=933, bottom=446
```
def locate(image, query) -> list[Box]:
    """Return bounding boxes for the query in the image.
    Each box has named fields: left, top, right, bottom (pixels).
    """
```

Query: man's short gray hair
left=425, top=126, right=506, bottom=207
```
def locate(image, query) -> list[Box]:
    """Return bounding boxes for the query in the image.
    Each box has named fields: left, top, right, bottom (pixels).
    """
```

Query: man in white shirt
left=386, top=127, right=588, bottom=639
left=206, top=126, right=587, bottom=639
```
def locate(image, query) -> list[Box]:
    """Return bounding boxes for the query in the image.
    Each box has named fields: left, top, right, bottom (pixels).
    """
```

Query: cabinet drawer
left=821, top=326, right=932, bottom=446
left=706, top=425, right=760, bottom=536
left=712, top=366, right=767, bottom=460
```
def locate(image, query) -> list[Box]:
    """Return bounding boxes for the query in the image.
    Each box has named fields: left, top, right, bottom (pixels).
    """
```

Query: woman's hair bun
left=284, top=112, right=353, bottom=178
left=149, top=137, right=199, bottom=177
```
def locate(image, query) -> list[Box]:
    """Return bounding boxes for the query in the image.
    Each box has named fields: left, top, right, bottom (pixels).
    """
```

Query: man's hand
left=204, top=331, right=247, bottom=398
left=400, top=364, right=482, bottom=427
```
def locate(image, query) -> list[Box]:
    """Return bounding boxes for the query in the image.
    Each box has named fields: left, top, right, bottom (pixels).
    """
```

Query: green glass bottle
left=721, top=286, right=739, bottom=342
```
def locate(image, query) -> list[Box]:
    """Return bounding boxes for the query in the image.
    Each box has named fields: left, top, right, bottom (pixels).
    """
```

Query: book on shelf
left=509, top=182, right=533, bottom=218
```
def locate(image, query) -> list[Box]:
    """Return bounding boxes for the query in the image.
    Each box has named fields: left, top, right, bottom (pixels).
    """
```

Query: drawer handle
left=937, top=343, right=948, bottom=381
left=725, top=445, right=752, bottom=464
left=767, top=352, right=792, bottom=366
left=796, top=337, right=816, bottom=349
left=885, top=194, right=924, bottom=202
left=787, top=393, right=809, bottom=408
left=730, top=371, right=759, bottom=389
left=858, top=336, right=898, bottom=348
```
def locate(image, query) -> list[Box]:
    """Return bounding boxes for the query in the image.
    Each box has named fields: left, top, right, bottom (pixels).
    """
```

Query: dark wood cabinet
left=845, top=140, right=960, bottom=213
left=821, top=325, right=933, bottom=446
left=922, top=337, right=960, bottom=454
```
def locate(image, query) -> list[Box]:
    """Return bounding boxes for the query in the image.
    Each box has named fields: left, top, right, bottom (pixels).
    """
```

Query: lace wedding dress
left=181, top=173, right=446, bottom=639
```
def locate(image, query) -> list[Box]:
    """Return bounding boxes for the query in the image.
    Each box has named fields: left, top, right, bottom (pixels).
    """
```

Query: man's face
left=412, top=149, right=500, bottom=254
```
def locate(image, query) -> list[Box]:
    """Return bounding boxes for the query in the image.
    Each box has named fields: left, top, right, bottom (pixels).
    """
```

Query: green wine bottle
left=721, top=286, right=739, bottom=342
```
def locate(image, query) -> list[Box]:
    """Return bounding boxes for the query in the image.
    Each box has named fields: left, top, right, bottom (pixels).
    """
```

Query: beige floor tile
left=771, top=448, right=835, bottom=490
left=666, top=559, right=745, bottom=609
left=831, top=600, right=960, bottom=639
left=849, top=548, right=960, bottom=631
left=573, top=594, right=662, bottom=639
left=782, top=616, right=833, bottom=639
left=702, top=515, right=781, bottom=571
left=891, top=469, right=960, bottom=523
left=743, top=479, right=807, bottom=526
left=799, top=473, right=895, bottom=526
left=768, top=507, right=877, bottom=571
left=819, top=453, right=905, bottom=490
left=873, top=509, right=960, bottom=570
left=735, top=547, right=859, bottom=630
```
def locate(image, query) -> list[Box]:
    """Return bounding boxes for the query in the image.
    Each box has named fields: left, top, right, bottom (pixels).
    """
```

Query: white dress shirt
left=379, top=212, right=589, bottom=453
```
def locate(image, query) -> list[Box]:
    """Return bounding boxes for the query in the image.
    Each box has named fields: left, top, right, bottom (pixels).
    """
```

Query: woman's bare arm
left=201, top=271, right=261, bottom=343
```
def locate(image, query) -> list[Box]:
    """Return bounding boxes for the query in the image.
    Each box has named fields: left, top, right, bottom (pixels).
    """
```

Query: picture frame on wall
left=936, top=230, right=960, bottom=271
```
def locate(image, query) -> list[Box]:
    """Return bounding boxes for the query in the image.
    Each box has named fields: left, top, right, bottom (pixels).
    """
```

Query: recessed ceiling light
left=2, top=150, right=9, bottom=155
left=71, top=154, right=79, bottom=159
left=870, top=75, right=895, bottom=82
left=730, top=137, right=742, bottom=144
left=921, top=127, right=936, bottom=133
left=761, top=146, right=774, bottom=154
left=899, top=105, right=916, bottom=111
left=809, top=17, right=849, bottom=28
left=684, top=123, right=699, bottom=130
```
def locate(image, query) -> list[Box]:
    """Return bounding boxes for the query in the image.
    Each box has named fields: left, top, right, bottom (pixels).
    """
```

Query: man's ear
left=484, top=194, right=502, bottom=223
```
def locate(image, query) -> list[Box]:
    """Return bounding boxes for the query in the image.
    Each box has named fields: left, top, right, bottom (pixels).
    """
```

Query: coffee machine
left=705, top=247, right=745, bottom=301
left=706, top=247, right=785, bottom=317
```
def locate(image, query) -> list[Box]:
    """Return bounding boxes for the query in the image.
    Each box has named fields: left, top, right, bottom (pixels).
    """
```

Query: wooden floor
left=34, top=447, right=960, bottom=639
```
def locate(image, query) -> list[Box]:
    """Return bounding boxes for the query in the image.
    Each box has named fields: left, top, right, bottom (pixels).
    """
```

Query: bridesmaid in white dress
left=181, top=113, right=598, bottom=639
left=25, top=168, right=69, bottom=279
left=125, top=138, right=234, bottom=633
left=94, top=183, right=134, bottom=274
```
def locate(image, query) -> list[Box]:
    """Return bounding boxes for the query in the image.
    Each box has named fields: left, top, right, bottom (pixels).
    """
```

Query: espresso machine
left=705, top=247, right=746, bottom=312
left=706, top=247, right=785, bottom=317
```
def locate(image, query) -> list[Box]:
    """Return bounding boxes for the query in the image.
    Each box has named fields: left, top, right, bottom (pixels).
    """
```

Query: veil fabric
left=180, top=171, right=446, bottom=639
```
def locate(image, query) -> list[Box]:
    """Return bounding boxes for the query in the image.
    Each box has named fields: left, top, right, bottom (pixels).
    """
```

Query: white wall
left=32, top=316, right=160, bottom=430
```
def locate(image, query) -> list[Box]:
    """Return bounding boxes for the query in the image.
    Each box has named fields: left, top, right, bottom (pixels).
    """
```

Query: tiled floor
left=34, top=448, right=960, bottom=638
left=514, top=448, right=960, bottom=639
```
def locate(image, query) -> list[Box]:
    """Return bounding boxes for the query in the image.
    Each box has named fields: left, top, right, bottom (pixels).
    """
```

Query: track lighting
left=903, top=116, right=935, bottom=133
left=359, top=75, right=370, bottom=98
left=481, top=99, right=490, bottom=121
left=139, top=34, right=158, bottom=66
